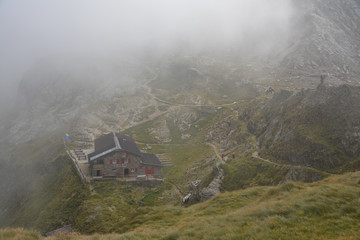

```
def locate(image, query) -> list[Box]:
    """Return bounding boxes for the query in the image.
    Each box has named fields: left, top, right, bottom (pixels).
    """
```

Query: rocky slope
left=1, top=0, right=360, bottom=235
left=246, top=84, right=360, bottom=172
left=0, top=57, right=148, bottom=144
left=267, top=0, right=360, bottom=87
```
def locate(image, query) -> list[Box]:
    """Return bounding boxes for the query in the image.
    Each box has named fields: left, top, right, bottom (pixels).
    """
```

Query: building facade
left=88, top=133, right=162, bottom=179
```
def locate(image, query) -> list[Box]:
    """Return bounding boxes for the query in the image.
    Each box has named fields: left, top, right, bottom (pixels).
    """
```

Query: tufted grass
left=2, top=171, right=360, bottom=239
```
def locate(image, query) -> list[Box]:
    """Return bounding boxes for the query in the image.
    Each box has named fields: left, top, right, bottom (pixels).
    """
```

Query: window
left=145, top=167, right=154, bottom=175
left=116, top=159, right=120, bottom=164
left=131, top=168, right=135, bottom=173
left=121, top=158, right=125, bottom=164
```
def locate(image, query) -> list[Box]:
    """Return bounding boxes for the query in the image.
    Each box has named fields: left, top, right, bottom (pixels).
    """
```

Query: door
left=96, top=170, right=102, bottom=176
left=124, top=168, right=129, bottom=176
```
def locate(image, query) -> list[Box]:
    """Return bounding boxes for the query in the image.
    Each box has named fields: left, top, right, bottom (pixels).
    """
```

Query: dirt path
left=206, top=142, right=221, bottom=159
left=251, top=151, right=332, bottom=175
left=121, top=67, right=246, bottom=132
left=251, top=151, right=286, bottom=167
left=153, top=96, right=240, bottom=108
left=120, top=70, right=169, bottom=130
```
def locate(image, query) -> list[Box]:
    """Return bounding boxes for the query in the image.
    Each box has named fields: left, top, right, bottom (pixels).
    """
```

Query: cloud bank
left=0, top=0, right=294, bottom=111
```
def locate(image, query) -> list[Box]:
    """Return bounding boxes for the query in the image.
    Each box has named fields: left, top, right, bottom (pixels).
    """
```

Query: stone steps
left=157, top=154, right=173, bottom=166
left=71, top=149, right=88, bottom=162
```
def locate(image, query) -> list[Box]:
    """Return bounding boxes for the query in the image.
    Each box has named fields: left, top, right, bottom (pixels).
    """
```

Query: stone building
left=88, top=132, right=162, bottom=179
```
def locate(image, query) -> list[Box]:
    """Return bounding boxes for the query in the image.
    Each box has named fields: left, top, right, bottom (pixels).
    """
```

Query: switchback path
left=121, top=68, right=242, bottom=131
left=153, top=96, right=241, bottom=108
left=251, top=151, right=286, bottom=168
left=251, top=151, right=333, bottom=175
left=120, top=70, right=168, bottom=131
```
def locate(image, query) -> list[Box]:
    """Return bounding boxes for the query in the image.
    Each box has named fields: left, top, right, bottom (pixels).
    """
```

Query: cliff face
left=264, top=0, right=360, bottom=87
left=248, top=85, right=360, bottom=171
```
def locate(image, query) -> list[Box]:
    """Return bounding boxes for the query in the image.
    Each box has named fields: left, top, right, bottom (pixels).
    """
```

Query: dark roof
left=141, top=153, right=162, bottom=166
left=88, top=132, right=142, bottom=161
left=94, top=133, right=115, bottom=152
left=116, top=133, right=142, bottom=156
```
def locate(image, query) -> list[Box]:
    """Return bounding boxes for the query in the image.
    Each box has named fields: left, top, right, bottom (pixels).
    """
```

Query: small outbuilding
left=265, top=86, right=275, bottom=94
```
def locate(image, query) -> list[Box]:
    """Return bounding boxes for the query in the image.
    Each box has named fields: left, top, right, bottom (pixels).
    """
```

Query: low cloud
left=0, top=0, right=294, bottom=111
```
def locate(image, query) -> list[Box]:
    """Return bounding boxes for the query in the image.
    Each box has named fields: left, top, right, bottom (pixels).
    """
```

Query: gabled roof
left=115, top=133, right=142, bottom=156
left=141, top=153, right=162, bottom=167
left=88, top=132, right=141, bottom=161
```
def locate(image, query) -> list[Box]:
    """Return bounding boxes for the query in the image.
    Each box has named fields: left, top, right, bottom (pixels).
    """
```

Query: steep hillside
left=2, top=171, right=360, bottom=239
left=0, top=133, right=88, bottom=233
left=1, top=0, right=360, bottom=236
left=1, top=57, right=146, bottom=145
left=276, top=0, right=360, bottom=82
left=244, top=85, right=360, bottom=172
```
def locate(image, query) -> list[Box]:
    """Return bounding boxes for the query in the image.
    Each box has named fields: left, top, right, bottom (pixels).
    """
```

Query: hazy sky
left=0, top=0, right=294, bottom=111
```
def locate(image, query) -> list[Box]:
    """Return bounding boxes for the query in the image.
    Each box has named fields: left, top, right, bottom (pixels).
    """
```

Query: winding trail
left=251, top=151, right=286, bottom=168
left=206, top=142, right=221, bottom=160
left=153, top=96, right=240, bottom=108
left=120, top=68, right=241, bottom=132
left=120, top=70, right=169, bottom=130
left=251, top=151, right=333, bottom=175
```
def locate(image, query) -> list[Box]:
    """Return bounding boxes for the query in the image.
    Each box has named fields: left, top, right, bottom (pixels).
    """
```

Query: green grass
left=0, top=228, right=41, bottom=240
left=4, top=83, right=360, bottom=239
left=123, top=116, right=161, bottom=143
left=221, top=153, right=290, bottom=191
left=3, top=171, right=360, bottom=239
left=122, top=105, right=223, bottom=196
left=124, top=106, right=217, bottom=144
left=0, top=132, right=88, bottom=233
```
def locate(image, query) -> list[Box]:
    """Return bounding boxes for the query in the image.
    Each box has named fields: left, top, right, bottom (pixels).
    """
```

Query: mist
left=0, top=0, right=294, bottom=114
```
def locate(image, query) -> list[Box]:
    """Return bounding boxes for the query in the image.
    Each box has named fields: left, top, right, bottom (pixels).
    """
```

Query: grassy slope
left=221, top=152, right=290, bottom=191
left=255, top=86, right=360, bottom=172
left=4, top=81, right=360, bottom=238
left=123, top=107, right=219, bottom=190
left=2, top=171, right=360, bottom=240
left=0, top=92, right=276, bottom=236
left=0, top=133, right=88, bottom=233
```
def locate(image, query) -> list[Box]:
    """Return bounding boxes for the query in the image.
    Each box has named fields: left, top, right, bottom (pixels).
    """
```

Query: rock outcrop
left=248, top=84, right=360, bottom=171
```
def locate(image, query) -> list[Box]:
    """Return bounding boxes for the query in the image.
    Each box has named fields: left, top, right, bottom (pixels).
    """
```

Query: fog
left=0, top=0, right=294, bottom=113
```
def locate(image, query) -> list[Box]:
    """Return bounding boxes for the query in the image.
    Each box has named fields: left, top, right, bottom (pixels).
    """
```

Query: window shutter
left=116, top=159, right=120, bottom=164
left=128, top=158, right=131, bottom=163
left=126, top=153, right=128, bottom=157
left=135, top=168, right=137, bottom=172
left=122, top=159, right=124, bottom=164
left=110, top=159, right=113, bottom=164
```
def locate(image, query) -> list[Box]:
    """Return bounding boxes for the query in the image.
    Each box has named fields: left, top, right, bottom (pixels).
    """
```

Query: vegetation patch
left=3, top=171, right=360, bottom=239
left=221, top=154, right=289, bottom=191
